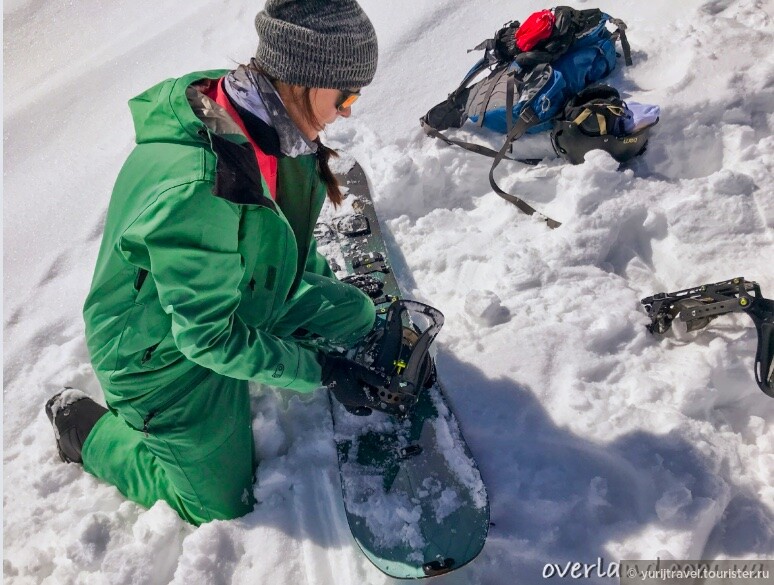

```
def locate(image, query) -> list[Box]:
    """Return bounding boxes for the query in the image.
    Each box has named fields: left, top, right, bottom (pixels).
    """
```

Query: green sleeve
left=121, top=180, right=323, bottom=391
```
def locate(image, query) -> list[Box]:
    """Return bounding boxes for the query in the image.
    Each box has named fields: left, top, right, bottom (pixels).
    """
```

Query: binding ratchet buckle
left=641, top=277, right=774, bottom=397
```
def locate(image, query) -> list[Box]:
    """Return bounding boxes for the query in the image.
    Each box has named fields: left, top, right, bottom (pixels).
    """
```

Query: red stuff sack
left=514, top=9, right=555, bottom=51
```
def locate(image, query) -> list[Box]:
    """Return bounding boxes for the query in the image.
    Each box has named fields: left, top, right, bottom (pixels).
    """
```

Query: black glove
left=320, top=354, right=388, bottom=416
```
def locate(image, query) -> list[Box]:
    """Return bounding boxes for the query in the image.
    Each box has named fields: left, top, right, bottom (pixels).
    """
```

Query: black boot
left=45, top=389, right=108, bottom=463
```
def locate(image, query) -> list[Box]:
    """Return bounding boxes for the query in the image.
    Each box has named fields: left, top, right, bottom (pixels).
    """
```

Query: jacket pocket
left=139, top=327, right=176, bottom=370
left=237, top=262, right=282, bottom=327
left=112, top=303, right=172, bottom=377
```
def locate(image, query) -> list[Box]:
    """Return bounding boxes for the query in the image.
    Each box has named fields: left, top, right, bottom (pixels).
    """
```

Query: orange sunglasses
left=336, top=89, right=361, bottom=111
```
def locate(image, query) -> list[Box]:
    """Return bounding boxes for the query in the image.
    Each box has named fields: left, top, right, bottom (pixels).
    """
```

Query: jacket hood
left=129, top=69, right=232, bottom=145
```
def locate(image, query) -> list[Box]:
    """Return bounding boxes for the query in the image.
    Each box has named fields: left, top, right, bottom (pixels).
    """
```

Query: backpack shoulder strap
left=608, top=17, right=633, bottom=66
left=487, top=107, right=561, bottom=229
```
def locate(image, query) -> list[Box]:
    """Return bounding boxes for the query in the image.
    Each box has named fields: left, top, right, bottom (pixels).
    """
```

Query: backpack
left=420, top=6, right=635, bottom=228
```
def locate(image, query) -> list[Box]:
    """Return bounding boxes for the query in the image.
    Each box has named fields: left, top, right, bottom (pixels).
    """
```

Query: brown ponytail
left=297, top=90, right=343, bottom=207
left=314, top=138, right=343, bottom=206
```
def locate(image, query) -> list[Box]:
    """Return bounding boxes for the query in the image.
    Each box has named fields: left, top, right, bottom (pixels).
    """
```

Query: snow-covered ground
left=4, top=0, right=773, bottom=583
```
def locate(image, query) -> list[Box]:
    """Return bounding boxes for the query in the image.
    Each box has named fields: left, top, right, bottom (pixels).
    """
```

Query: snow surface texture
left=4, top=0, right=774, bottom=583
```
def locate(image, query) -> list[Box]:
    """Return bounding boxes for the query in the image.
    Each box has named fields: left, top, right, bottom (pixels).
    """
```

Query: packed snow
left=4, top=0, right=773, bottom=583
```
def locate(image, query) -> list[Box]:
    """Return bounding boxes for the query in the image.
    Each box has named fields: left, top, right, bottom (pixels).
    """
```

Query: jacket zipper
left=139, top=367, right=210, bottom=437
left=142, top=413, right=153, bottom=437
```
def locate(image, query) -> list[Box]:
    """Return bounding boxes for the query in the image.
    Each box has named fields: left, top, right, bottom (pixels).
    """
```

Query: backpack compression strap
left=480, top=64, right=562, bottom=228
left=421, top=111, right=559, bottom=228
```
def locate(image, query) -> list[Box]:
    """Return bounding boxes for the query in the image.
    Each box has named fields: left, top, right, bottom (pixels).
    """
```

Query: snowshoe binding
left=350, top=300, right=444, bottom=416
left=641, top=277, right=774, bottom=397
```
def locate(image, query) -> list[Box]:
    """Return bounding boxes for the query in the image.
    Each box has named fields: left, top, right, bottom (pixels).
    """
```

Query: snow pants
left=81, top=274, right=375, bottom=525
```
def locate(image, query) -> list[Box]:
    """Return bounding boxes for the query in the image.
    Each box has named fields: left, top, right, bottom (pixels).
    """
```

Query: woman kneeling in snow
left=45, top=0, right=384, bottom=525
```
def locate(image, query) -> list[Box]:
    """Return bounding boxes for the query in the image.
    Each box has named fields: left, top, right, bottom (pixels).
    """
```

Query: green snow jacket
left=83, top=70, right=335, bottom=401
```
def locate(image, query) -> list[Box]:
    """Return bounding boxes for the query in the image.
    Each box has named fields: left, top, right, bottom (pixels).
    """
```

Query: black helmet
left=551, top=84, right=655, bottom=165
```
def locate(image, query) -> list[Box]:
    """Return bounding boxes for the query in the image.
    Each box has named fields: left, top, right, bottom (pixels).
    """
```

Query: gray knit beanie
left=254, top=0, right=378, bottom=90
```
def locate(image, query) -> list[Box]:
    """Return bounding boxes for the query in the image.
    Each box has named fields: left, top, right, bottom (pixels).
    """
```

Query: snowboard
left=316, top=161, right=490, bottom=579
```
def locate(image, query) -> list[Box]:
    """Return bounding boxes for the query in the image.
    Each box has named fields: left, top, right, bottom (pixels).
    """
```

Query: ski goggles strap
left=569, top=103, right=627, bottom=136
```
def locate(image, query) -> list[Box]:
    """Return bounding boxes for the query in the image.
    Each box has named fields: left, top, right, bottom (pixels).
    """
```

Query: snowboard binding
left=641, top=277, right=774, bottom=398
left=352, top=300, right=444, bottom=416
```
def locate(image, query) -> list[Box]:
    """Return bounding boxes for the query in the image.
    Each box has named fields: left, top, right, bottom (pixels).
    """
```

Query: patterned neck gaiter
left=223, top=64, right=317, bottom=158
